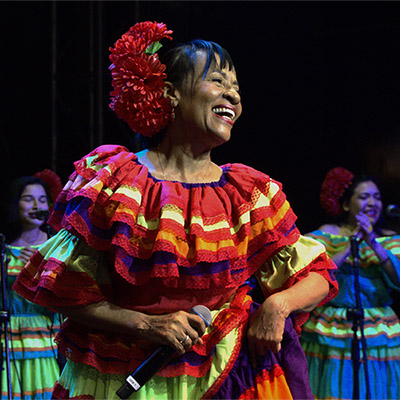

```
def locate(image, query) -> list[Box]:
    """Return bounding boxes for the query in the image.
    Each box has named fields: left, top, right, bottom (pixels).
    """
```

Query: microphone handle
left=116, top=345, right=176, bottom=399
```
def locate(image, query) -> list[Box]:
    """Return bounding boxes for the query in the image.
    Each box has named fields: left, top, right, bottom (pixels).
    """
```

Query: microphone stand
left=0, top=234, right=12, bottom=400
left=347, top=236, right=370, bottom=400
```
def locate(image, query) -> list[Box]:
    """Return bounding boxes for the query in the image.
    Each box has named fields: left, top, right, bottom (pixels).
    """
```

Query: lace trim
left=13, top=252, right=107, bottom=309
left=201, top=288, right=251, bottom=399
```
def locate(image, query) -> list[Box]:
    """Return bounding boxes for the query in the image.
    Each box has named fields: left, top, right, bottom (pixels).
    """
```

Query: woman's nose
left=223, top=87, right=241, bottom=105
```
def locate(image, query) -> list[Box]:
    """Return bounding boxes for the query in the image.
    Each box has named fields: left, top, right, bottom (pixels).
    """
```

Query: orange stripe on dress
left=239, top=365, right=293, bottom=399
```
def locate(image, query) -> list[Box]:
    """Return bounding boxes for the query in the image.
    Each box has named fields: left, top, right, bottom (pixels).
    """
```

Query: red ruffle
left=13, top=251, right=109, bottom=311
left=48, top=144, right=300, bottom=290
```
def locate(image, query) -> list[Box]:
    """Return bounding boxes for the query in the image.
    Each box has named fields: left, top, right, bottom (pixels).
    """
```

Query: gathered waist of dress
left=112, top=276, right=240, bottom=313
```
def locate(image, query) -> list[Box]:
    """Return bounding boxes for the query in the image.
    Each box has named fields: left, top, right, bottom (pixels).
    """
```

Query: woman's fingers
left=144, top=311, right=206, bottom=354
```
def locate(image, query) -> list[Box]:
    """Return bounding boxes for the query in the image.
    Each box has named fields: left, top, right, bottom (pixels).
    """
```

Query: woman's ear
left=342, top=201, right=350, bottom=212
left=163, top=82, right=179, bottom=109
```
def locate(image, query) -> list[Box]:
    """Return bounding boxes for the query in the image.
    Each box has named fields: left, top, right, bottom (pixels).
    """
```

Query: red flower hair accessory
left=320, top=167, right=354, bottom=217
left=109, top=21, right=174, bottom=137
left=34, top=169, right=63, bottom=207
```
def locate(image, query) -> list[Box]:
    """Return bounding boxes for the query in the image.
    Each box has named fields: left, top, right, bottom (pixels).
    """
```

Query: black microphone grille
left=34, top=209, right=50, bottom=221
left=386, top=204, right=400, bottom=217
left=191, top=305, right=212, bottom=327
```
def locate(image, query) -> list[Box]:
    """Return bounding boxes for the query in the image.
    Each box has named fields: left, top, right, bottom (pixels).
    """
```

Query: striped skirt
left=52, top=305, right=313, bottom=399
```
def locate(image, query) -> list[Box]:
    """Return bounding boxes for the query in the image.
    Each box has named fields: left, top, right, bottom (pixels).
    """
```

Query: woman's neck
left=138, top=138, right=222, bottom=183
left=11, top=227, right=47, bottom=247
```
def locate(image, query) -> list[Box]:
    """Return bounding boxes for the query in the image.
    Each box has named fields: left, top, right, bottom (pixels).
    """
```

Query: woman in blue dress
left=301, top=167, right=400, bottom=399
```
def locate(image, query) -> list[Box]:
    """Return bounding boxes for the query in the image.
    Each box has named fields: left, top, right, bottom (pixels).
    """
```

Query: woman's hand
left=355, top=211, right=374, bottom=244
left=18, top=247, right=36, bottom=264
left=57, top=302, right=207, bottom=356
left=354, top=212, right=400, bottom=285
left=247, top=294, right=289, bottom=368
left=247, top=272, right=329, bottom=368
left=140, top=311, right=207, bottom=355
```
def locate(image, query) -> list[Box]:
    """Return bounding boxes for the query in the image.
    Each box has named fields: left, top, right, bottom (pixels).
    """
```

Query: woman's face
left=175, top=51, right=242, bottom=149
left=18, top=184, right=49, bottom=229
left=344, top=180, right=382, bottom=226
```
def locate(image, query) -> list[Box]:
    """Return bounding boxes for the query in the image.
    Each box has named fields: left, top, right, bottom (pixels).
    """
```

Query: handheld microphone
left=350, top=235, right=360, bottom=261
left=116, top=305, right=212, bottom=399
left=386, top=204, right=400, bottom=218
left=33, top=209, right=50, bottom=221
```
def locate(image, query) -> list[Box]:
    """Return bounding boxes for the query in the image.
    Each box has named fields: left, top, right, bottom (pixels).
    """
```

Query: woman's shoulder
left=223, top=163, right=283, bottom=192
left=379, top=228, right=398, bottom=237
left=74, top=144, right=136, bottom=173
left=315, top=224, right=341, bottom=234
left=307, top=224, right=341, bottom=237
left=223, top=162, right=269, bottom=178
left=67, top=144, right=147, bottom=191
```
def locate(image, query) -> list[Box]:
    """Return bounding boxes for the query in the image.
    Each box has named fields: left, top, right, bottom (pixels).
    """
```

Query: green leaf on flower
left=145, top=42, right=163, bottom=55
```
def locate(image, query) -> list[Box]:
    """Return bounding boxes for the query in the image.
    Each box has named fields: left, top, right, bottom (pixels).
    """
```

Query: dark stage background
left=2, top=1, right=400, bottom=234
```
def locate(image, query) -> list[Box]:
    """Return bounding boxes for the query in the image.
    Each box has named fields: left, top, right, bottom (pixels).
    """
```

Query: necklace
left=155, top=148, right=215, bottom=183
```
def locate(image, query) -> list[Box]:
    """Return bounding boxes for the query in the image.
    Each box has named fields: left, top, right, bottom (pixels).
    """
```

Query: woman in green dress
left=0, top=172, right=62, bottom=399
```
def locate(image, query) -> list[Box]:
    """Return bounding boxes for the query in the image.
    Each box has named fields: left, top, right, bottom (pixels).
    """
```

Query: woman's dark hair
left=162, top=39, right=235, bottom=90
left=136, top=39, right=235, bottom=150
left=337, top=174, right=386, bottom=233
left=0, top=176, right=50, bottom=244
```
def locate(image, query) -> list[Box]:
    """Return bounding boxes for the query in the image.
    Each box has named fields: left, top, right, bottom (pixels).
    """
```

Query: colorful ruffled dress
left=2, top=245, right=61, bottom=400
left=301, top=230, right=400, bottom=400
left=13, top=145, right=338, bottom=399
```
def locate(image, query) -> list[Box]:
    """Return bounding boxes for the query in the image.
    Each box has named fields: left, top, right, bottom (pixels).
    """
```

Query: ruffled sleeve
left=372, top=236, right=400, bottom=291
left=13, top=229, right=111, bottom=311
left=256, top=235, right=338, bottom=330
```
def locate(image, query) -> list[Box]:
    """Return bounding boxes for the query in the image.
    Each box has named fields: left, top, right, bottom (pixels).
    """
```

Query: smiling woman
left=136, top=43, right=242, bottom=183
left=301, top=167, right=400, bottom=399
left=12, top=21, right=338, bottom=399
left=0, top=173, right=63, bottom=400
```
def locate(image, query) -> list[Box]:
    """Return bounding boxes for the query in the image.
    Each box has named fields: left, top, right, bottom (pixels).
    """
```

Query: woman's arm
left=356, top=213, right=400, bottom=286
left=247, top=272, right=329, bottom=367
left=366, top=237, right=400, bottom=286
left=57, top=301, right=206, bottom=355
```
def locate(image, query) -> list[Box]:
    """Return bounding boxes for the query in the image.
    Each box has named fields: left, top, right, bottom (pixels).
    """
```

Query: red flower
left=320, top=167, right=354, bottom=217
left=109, top=21, right=174, bottom=137
left=109, top=21, right=172, bottom=61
